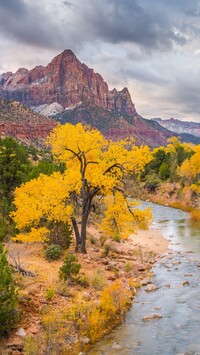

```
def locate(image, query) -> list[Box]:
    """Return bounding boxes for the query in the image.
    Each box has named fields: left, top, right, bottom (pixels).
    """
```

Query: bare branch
left=8, top=252, right=37, bottom=277
left=103, top=163, right=124, bottom=175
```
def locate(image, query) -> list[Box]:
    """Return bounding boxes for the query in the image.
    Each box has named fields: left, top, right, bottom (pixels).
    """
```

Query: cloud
left=0, top=0, right=189, bottom=53
left=0, top=0, right=199, bottom=122
left=0, top=0, right=64, bottom=49
left=74, top=0, right=187, bottom=52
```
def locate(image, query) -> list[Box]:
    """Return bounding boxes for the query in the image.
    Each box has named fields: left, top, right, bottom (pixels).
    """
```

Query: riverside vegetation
left=0, top=125, right=199, bottom=353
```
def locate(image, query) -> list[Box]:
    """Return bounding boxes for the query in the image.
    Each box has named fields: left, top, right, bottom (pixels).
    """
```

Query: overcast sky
left=0, top=0, right=200, bottom=122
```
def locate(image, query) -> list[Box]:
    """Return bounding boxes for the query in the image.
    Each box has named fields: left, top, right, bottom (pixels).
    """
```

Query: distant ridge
left=153, top=117, right=200, bottom=138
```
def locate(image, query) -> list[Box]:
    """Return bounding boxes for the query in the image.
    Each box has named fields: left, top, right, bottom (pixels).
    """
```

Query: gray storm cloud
left=0, top=0, right=199, bottom=121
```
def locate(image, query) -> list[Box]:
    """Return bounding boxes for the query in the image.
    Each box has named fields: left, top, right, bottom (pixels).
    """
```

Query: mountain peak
left=52, top=48, right=78, bottom=63
left=0, top=50, right=136, bottom=116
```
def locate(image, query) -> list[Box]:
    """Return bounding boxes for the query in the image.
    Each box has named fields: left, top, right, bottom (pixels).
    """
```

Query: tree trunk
left=71, top=217, right=82, bottom=252
left=80, top=179, right=93, bottom=253
left=80, top=213, right=87, bottom=254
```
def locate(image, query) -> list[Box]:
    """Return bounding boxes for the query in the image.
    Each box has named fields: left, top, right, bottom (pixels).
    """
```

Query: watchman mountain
left=0, top=49, right=199, bottom=146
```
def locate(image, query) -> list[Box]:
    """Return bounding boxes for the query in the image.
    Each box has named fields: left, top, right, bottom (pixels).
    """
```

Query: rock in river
left=143, top=314, right=162, bottom=321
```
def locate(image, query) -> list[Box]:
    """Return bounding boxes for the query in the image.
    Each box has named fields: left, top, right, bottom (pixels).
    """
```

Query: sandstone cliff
left=0, top=50, right=198, bottom=147
left=0, top=99, right=56, bottom=142
left=0, top=49, right=136, bottom=117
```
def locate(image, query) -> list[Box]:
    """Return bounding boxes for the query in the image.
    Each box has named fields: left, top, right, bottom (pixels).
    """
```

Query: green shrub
left=78, top=274, right=90, bottom=288
left=101, top=244, right=110, bottom=257
left=90, top=270, right=107, bottom=290
left=59, top=254, right=81, bottom=282
left=0, top=243, right=19, bottom=336
left=159, top=162, right=170, bottom=181
left=48, top=222, right=72, bottom=249
left=112, top=234, right=121, bottom=243
left=45, top=244, right=62, bottom=261
left=45, top=287, right=55, bottom=301
left=90, top=235, right=96, bottom=245
left=144, top=174, right=160, bottom=192
left=0, top=221, right=8, bottom=242
left=56, top=280, right=72, bottom=297
left=23, top=334, right=40, bottom=355
left=124, top=261, right=133, bottom=272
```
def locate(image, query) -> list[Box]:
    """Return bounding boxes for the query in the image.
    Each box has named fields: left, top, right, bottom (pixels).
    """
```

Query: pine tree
left=0, top=243, right=18, bottom=336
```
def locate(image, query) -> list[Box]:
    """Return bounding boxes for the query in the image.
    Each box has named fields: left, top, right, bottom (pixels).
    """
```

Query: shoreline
left=2, top=226, right=169, bottom=354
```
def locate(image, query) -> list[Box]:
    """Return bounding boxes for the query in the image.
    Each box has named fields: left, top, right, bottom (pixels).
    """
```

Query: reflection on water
left=89, top=202, right=200, bottom=355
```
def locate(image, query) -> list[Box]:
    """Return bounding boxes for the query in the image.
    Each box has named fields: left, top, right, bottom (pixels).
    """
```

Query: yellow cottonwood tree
left=12, top=123, right=152, bottom=253
left=179, top=145, right=200, bottom=183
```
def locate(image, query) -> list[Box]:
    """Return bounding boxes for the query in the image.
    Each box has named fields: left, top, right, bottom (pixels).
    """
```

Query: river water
left=89, top=202, right=200, bottom=355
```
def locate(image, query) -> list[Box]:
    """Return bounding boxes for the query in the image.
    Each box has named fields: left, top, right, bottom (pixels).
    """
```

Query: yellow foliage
left=12, top=172, right=74, bottom=229
left=190, top=184, right=200, bottom=194
left=13, top=227, right=49, bottom=243
left=65, top=280, right=131, bottom=344
left=191, top=209, right=200, bottom=221
left=87, top=280, right=130, bottom=342
left=101, top=192, right=152, bottom=239
left=12, top=123, right=152, bottom=245
left=179, top=146, right=200, bottom=181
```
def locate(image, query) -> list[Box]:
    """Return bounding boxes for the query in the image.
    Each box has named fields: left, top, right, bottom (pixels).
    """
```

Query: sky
left=0, top=0, right=200, bottom=122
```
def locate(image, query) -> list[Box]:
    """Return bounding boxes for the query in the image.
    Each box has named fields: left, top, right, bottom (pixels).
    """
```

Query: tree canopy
left=0, top=137, right=31, bottom=201
left=12, top=123, right=152, bottom=253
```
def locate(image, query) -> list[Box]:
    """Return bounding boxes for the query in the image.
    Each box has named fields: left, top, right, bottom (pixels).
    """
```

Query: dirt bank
left=1, top=226, right=168, bottom=354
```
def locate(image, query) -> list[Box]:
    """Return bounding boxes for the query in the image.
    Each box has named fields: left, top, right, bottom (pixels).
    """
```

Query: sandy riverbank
left=2, top=226, right=169, bottom=354
left=130, top=227, right=169, bottom=255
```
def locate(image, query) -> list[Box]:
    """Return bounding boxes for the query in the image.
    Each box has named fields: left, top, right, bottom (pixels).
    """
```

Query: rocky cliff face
left=55, top=102, right=175, bottom=147
left=0, top=49, right=136, bottom=116
left=0, top=50, right=198, bottom=147
left=0, top=99, right=56, bottom=142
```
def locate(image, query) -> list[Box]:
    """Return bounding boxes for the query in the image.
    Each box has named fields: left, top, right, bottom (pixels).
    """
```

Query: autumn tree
left=141, top=137, right=195, bottom=188
left=12, top=123, right=152, bottom=253
left=179, top=145, right=200, bottom=184
left=166, top=137, right=194, bottom=179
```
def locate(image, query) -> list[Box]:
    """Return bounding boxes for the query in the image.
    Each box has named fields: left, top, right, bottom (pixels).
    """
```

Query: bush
left=191, top=209, right=200, bottom=221
left=90, top=270, right=107, bottom=290
left=78, top=274, right=90, bottom=288
left=0, top=243, right=19, bottom=336
left=124, top=261, right=133, bottom=272
left=59, top=254, right=81, bottom=282
left=159, top=162, right=170, bottom=181
left=144, top=174, right=160, bottom=192
left=45, top=244, right=62, bottom=261
left=48, top=222, right=72, bottom=249
left=56, top=280, right=71, bottom=297
left=112, top=234, right=121, bottom=243
left=101, top=244, right=110, bottom=257
left=90, top=236, right=96, bottom=245
left=45, top=287, right=55, bottom=301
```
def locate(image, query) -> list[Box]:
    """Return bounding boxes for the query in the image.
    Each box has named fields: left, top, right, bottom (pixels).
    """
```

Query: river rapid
left=89, top=202, right=200, bottom=355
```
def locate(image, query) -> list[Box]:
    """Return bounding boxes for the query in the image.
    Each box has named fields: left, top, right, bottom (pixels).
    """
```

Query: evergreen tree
left=0, top=243, right=18, bottom=336
left=0, top=137, right=31, bottom=201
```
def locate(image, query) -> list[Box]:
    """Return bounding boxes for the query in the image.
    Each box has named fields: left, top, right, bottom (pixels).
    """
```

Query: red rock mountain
left=0, top=49, right=136, bottom=117
left=0, top=49, right=197, bottom=147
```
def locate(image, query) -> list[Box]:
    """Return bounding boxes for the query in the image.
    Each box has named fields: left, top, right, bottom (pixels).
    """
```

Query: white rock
left=143, top=313, right=162, bottom=321
left=112, top=342, right=122, bottom=350
left=145, top=284, right=159, bottom=292
left=80, top=336, right=90, bottom=344
left=16, top=327, right=26, bottom=337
